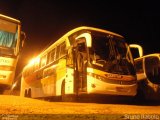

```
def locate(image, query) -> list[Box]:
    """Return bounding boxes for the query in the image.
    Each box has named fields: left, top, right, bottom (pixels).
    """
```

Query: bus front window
left=0, top=18, right=18, bottom=56
left=89, top=32, right=136, bottom=75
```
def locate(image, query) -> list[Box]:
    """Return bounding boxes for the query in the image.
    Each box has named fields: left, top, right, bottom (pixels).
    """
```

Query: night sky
left=0, top=0, right=160, bottom=75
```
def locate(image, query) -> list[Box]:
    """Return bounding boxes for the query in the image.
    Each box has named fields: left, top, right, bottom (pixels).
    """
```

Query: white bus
left=134, top=54, right=160, bottom=101
left=20, top=26, right=137, bottom=101
left=0, top=14, right=25, bottom=93
left=130, top=44, right=160, bottom=101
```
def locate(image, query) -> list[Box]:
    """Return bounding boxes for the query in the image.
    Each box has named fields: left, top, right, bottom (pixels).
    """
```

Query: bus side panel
left=41, top=75, right=56, bottom=96
left=55, top=58, right=66, bottom=96
left=40, top=58, right=67, bottom=97
left=0, top=57, right=18, bottom=86
left=65, top=67, right=74, bottom=94
left=20, top=74, right=45, bottom=98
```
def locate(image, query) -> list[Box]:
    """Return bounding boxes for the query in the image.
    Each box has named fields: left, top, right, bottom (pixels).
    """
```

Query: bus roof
left=64, top=26, right=124, bottom=38
left=42, top=26, right=124, bottom=53
left=0, top=14, right=21, bottom=24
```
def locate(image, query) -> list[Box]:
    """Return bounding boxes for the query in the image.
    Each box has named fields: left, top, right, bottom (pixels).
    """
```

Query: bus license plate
left=116, top=87, right=128, bottom=92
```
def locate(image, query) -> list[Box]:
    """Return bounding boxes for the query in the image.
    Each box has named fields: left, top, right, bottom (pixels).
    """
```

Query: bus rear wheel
left=24, top=89, right=31, bottom=98
left=24, top=89, right=28, bottom=97
left=28, top=88, right=31, bottom=98
left=61, top=81, right=65, bottom=101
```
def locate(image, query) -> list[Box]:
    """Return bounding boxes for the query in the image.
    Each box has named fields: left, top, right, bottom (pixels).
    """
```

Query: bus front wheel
left=61, top=80, right=65, bottom=101
left=24, top=89, right=31, bottom=98
left=24, top=90, right=28, bottom=97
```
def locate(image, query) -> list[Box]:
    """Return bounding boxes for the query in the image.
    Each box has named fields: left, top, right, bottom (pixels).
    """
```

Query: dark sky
left=0, top=0, right=160, bottom=74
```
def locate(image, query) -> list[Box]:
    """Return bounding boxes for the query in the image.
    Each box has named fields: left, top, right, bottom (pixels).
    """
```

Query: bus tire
left=28, top=88, right=32, bottom=98
left=134, top=88, right=146, bottom=103
left=24, top=89, right=28, bottom=97
left=61, top=80, right=65, bottom=102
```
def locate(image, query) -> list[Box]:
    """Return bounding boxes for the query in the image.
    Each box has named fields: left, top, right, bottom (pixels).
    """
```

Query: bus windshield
left=89, top=32, right=135, bottom=75
left=0, top=18, right=18, bottom=55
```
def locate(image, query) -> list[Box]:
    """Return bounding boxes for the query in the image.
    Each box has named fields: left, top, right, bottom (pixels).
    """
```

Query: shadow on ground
left=75, top=94, right=160, bottom=106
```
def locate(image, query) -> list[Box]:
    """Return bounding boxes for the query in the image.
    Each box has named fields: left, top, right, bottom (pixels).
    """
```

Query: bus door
left=66, top=33, right=91, bottom=96
left=66, top=41, right=87, bottom=96
left=74, top=41, right=88, bottom=94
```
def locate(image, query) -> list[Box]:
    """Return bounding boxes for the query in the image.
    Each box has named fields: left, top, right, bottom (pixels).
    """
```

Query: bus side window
left=66, top=47, right=73, bottom=67
left=60, top=42, right=66, bottom=57
left=48, top=48, right=56, bottom=63
left=135, top=59, right=143, bottom=74
left=40, top=55, right=47, bottom=68
left=56, top=45, right=60, bottom=60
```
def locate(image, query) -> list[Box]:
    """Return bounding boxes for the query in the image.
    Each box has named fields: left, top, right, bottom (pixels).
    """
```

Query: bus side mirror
left=20, top=31, right=26, bottom=48
left=129, top=44, right=143, bottom=58
left=76, top=33, right=92, bottom=47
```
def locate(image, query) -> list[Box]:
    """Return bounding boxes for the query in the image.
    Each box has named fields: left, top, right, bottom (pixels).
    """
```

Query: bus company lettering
left=105, top=74, right=123, bottom=79
left=0, top=58, right=10, bottom=64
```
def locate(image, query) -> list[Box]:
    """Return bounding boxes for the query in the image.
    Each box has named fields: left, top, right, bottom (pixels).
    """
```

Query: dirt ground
left=0, top=95, right=160, bottom=120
